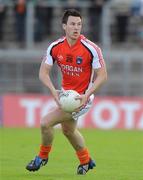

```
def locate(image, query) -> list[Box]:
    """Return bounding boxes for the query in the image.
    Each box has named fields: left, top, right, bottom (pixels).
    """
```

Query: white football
left=59, top=90, right=81, bottom=112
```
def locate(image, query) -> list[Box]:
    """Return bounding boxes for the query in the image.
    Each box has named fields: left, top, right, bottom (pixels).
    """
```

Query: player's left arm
left=76, top=59, right=107, bottom=106
left=86, top=59, right=107, bottom=98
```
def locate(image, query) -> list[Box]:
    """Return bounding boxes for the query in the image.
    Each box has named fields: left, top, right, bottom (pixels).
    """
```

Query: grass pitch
left=0, top=128, right=143, bottom=180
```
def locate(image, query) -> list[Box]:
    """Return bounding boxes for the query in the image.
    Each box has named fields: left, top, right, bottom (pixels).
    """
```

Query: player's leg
left=61, top=120, right=85, bottom=150
left=61, top=120, right=96, bottom=175
left=39, top=107, right=73, bottom=158
left=26, top=107, right=73, bottom=171
left=40, top=107, right=72, bottom=146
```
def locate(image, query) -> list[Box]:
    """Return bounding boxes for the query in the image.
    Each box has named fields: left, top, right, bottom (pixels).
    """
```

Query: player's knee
left=40, top=117, right=46, bottom=127
left=40, top=117, right=51, bottom=134
left=62, top=127, right=74, bottom=137
left=40, top=116, right=50, bottom=128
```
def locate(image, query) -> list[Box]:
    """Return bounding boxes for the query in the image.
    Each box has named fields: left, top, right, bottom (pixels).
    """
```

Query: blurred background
left=0, top=0, right=143, bottom=129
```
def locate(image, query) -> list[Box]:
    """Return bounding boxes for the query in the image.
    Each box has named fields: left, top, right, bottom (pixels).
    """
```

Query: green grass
left=0, top=128, right=143, bottom=180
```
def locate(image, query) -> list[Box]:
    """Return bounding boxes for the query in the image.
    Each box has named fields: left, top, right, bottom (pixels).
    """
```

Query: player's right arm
left=39, top=61, right=61, bottom=107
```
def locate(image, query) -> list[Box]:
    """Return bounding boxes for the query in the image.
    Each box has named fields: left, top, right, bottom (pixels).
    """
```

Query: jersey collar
left=65, top=35, right=81, bottom=48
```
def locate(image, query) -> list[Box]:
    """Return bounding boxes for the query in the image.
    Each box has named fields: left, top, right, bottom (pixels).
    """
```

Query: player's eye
left=71, top=22, right=75, bottom=26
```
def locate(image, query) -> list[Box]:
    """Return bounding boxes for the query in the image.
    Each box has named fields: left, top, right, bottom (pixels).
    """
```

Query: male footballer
left=26, top=9, right=107, bottom=175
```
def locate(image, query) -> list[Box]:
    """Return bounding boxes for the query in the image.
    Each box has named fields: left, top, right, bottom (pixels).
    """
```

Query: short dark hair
left=62, top=9, right=82, bottom=24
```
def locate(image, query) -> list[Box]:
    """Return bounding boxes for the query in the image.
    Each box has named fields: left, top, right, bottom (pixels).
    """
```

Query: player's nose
left=74, top=24, right=79, bottom=30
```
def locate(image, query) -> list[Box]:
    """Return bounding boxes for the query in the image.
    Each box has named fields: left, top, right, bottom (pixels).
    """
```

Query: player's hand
left=74, top=94, right=88, bottom=112
left=52, top=90, right=62, bottom=108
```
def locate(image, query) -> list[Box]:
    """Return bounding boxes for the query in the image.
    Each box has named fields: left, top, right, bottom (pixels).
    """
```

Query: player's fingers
left=58, top=91, right=66, bottom=99
left=56, top=89, right=62, bottom=93
left=74, top=105, right=84, bottom=112
left=75, top=95, right=81, bottom=100
left=56, top=90, right=63, bottom=96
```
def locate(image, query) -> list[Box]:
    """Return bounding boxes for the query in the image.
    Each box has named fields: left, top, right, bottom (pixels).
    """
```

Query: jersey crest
left=76, top=56, right=83, bottom=65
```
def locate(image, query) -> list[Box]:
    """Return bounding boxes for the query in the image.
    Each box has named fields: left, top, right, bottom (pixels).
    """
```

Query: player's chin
left=72, top=34, right=79, bottom=39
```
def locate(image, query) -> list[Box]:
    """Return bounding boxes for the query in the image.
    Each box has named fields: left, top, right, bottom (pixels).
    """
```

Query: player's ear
left=62, top=24, right=66, bottom=31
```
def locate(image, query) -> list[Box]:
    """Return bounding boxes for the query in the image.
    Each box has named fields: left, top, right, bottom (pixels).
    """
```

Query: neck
left=66, top=37, right=78, bottom=47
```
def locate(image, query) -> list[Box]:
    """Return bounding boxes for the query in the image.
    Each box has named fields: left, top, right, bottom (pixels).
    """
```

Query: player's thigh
left=61, top=119, right=77, bottom=134
left=41, top=107, right=73, bottom=127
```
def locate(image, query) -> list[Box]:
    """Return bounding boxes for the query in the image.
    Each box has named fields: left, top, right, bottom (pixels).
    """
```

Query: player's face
left=63, top=16, right=82, bottom=40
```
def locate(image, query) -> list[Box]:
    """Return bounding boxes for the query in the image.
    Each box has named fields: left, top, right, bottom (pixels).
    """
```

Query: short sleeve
left=44, top=44, right=54, bottom=66
left=92, top=47, right=104, bottom=69
left=81, top=38, right=104, bottom=69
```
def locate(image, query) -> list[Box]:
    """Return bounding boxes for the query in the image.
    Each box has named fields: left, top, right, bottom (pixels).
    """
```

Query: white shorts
left=72, top=94, right=94, bottom=121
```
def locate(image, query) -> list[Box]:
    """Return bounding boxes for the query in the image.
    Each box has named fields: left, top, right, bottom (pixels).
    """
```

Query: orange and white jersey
left=44, top=35, right=104, bottom=94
